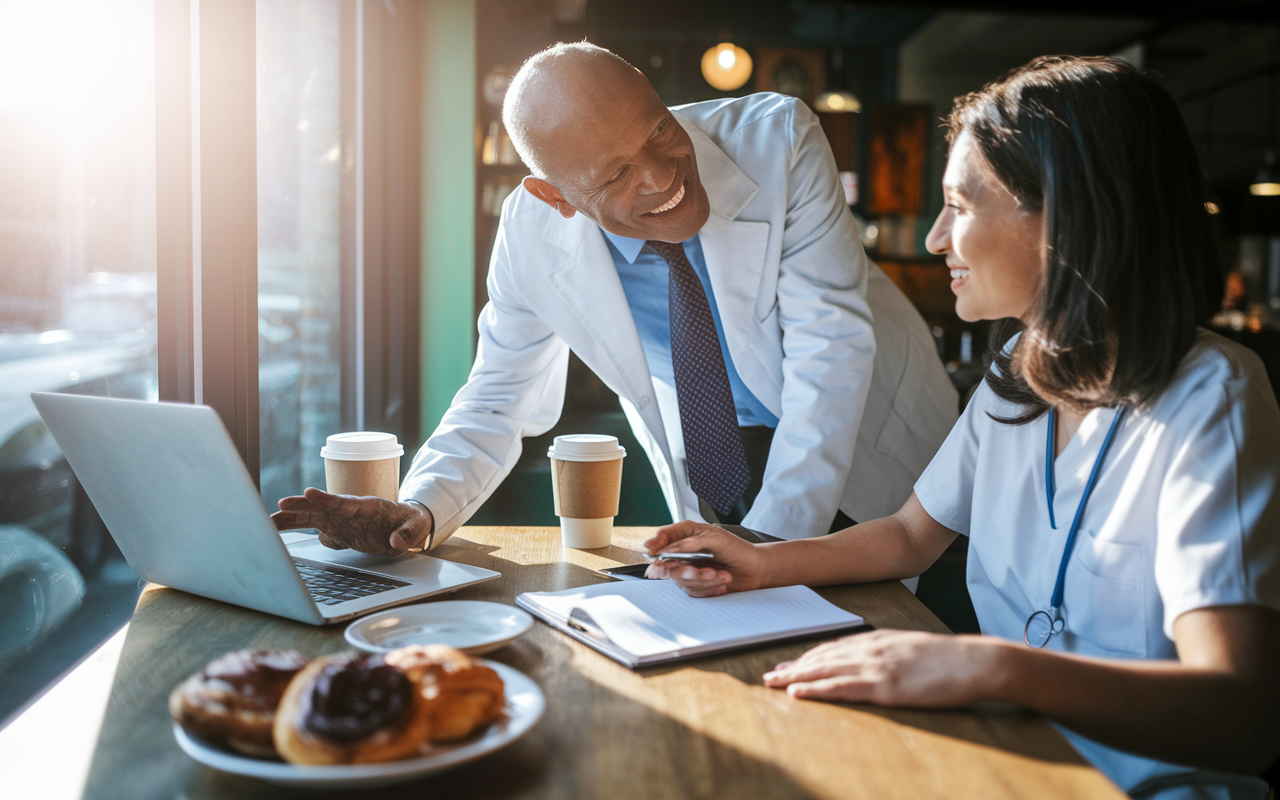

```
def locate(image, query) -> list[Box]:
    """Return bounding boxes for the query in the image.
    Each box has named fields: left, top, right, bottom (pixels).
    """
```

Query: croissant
left=384, top=644, right=506, bottom=741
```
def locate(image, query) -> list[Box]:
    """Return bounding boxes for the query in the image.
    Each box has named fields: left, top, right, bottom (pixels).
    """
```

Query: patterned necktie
left=646, top=240, right=750, bottom=516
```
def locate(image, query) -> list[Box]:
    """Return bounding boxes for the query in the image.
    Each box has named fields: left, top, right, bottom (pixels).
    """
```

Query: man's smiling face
left=518, top=57, right=711, bottom=243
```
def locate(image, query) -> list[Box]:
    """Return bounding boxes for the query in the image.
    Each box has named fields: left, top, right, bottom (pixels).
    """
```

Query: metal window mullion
left=339, top=0, right=362, bottom=433
left=195, top=0, right=259, bottom=482
left=378, top=0, right=420, bottom=444
left=362, top=0, right=387, bottom=438
left=359, top=0, right=421, bottom=443
left=156, top=0, right=195, bottom=405
left=336, top=0, right=421, bottom=444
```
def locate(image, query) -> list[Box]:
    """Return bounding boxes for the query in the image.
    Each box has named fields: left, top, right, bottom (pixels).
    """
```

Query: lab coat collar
left=676, top=115, right=758, bottom=229
left=533, top=182, right=597, bottom=257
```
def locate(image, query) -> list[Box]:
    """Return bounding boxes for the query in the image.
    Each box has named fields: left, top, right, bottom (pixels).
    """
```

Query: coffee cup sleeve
left=550, top=459, right=623, bottom=519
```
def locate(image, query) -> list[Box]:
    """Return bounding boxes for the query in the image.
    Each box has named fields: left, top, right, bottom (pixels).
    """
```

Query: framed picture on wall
left=868, top=104, right=930, bottom=216
left=754, top=48, right=824, bottom=107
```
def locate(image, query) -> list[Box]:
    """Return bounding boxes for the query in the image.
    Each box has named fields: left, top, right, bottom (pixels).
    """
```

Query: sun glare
left=0, top=0, right=153, bottom=135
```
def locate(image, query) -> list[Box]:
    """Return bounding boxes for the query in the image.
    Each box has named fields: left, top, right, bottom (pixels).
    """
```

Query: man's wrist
left=403, top=499, right=435, bottom=551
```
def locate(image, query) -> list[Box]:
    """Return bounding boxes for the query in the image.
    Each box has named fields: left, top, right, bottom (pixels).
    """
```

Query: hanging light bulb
left=815, top=90, right=861, bottom=113
left=813, top=9, right=860, bottom=114
left=701, top=42, right=752, bottom=91
left=1250, top=151, right=1280, bottom=197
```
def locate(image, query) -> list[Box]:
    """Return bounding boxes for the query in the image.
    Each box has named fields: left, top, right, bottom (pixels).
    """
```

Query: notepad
left=515, top=580, right=867, bottom=668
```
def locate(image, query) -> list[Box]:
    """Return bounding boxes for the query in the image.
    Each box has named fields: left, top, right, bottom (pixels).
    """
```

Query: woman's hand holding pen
left=643, top=521, right=768, bottom=596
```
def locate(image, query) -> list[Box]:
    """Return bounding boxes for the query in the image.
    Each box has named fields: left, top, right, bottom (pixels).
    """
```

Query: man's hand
left=762, top=630, right=1007, bottom=707
left=271, top=487, right=434, bottom=555
left=643, top=521, right=768, bottom=596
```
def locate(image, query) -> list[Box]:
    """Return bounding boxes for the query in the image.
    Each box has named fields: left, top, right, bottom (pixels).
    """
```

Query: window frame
left=154, top=0, right=422, bottom=487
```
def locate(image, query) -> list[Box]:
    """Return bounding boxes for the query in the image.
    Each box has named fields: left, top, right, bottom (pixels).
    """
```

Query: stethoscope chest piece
left=1023, top=609, right=1063, bottom=648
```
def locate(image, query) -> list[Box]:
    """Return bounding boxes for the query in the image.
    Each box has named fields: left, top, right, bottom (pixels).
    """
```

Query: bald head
left=503, top=43, right=653, bottom=180
left=505, top=42, right=711, bottom=242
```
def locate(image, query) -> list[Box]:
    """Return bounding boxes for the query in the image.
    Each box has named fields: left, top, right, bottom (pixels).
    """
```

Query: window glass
left=0, top=0, right=154, bottom=723
left=256, top=0, right=343, bottom=509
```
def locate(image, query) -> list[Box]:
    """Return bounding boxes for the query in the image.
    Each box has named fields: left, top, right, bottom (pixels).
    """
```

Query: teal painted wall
left=419, top=0, right=475, bottom=442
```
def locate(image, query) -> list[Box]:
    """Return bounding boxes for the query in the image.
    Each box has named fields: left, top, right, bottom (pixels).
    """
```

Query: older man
left=272, top=43, right=956, bottom=559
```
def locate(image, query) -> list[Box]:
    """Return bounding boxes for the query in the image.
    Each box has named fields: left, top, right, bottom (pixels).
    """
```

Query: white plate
left=343, top=600, right=534, bottom=655
left=173, top=660, right=545, bottom=789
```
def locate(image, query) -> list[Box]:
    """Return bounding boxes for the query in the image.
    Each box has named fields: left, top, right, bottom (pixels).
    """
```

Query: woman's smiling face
left=925, top=130, right=1045, bottom=323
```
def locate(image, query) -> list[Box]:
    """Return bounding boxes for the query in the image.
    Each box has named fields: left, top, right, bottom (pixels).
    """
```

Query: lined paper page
left=520, top=581, right=862, bottom=658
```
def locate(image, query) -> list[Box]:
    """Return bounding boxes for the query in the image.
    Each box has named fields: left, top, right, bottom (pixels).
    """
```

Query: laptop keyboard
left=293, top=559, right=411, bottom=606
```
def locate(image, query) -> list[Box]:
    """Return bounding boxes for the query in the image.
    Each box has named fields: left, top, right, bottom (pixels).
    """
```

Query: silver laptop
left=31, top=392, right=499, bottom=625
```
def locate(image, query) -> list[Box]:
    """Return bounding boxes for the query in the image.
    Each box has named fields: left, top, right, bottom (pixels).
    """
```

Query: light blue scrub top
left=600, top=228, right=778, bottom=429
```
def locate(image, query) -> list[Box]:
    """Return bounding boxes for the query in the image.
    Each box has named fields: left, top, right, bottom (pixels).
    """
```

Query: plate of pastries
left=169, top=643, right=544, bottom=789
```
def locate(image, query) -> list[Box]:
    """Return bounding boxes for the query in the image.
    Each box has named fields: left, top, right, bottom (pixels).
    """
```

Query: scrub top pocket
left=1062, top=529, right=1148, bottom=657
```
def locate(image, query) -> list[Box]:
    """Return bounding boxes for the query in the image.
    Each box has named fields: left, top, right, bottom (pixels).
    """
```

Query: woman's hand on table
left=764, top=630, right=1010, bottom=707
left=270, top=487, right=434, bottom=555
left=643, top=521, right=768, bottom=596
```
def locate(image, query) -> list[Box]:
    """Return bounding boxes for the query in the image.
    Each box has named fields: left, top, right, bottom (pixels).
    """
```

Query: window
left=0, top=0, right=425, bottom=726
left=0, top=0, right=154, bottom=724
left=256, top=0, right=344, bottom=507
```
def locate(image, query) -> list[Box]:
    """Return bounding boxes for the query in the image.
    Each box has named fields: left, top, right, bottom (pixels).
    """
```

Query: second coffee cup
left=321, top=432, right=404, bottom=501
left=547, top=434, right=626, bottom=549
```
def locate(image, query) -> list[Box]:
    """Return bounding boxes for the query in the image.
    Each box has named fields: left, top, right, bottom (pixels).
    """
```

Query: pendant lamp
left=1251, top=151, right=1280, bottom=197
left=701, top=41, right=752, bottom=92
left=814, top=7, right=860, bottom=114
left=1252, top=73, right=1280, bottom=196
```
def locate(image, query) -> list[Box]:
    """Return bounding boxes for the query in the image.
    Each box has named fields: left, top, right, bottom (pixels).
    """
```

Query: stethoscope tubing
left=1024, top=406, right=1127, bottom=648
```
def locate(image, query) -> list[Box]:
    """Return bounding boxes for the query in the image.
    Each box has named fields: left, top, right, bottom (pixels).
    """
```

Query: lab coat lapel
left=681, top=121, right=780, bottom=409
left=541, top=209, right=672, bottom=464
left=699, top=221, right=769, bottom=354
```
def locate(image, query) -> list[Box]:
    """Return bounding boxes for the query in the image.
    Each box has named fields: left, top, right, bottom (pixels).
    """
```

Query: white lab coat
left=403, top=93, right=957, bottom=544
left=915, top=331, right=1280, bottom=800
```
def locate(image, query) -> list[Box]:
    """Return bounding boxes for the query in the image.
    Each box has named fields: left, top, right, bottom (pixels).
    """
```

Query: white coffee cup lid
left=321, top=431, right=405, bottom=462
left=547, top=434, right=626, bottom=463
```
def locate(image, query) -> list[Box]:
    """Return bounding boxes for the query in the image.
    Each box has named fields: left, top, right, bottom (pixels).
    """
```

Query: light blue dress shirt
left=601, top=228, right=778, bottom=429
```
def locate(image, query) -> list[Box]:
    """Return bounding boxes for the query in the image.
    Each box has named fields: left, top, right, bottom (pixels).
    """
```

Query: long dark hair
left=948, top=56, right=1223, bottom=423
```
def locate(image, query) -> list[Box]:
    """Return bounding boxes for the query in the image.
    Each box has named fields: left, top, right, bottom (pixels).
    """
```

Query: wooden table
left=81, top=527, right=1124, bottom=799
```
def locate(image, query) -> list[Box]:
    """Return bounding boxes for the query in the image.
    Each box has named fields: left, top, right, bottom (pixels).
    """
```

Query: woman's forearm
left=991, top=636, right=1280, bottom=774
left=758, top=496, right=958, bottom=589
left=757, top=518, right=915, bottom=587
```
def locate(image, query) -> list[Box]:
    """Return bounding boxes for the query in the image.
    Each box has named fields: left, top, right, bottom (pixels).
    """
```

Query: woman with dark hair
left=646, top=56, right=1280, bottom=799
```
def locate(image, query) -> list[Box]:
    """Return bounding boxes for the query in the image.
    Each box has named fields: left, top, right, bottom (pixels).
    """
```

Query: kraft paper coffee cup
left=321, top=432, right=405, bottom=501
left=548, top=434, right=626, bottom=549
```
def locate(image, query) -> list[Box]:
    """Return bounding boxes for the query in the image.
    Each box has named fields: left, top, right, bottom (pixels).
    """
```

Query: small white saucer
left=345, top=600, right=534, bottom=655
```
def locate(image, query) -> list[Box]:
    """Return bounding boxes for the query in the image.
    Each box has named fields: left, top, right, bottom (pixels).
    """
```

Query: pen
left=643, top=552, right=717, bottom=563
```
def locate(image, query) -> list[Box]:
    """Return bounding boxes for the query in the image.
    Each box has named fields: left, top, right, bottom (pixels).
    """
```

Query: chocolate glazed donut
left=273, top=653, right=433, bottom=765
left=169, top=649, right=309, bottom=758
left=302, top=655, right=411, bottom=741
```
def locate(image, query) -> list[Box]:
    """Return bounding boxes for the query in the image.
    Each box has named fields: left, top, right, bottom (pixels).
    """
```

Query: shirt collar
left=600, top=228, right=647, bottom=264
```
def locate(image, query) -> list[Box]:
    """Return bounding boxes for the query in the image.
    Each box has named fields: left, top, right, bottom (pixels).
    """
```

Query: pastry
left=384, top=645, right=506, bottom=742
left=168, top=649, right=309, bottom=758
left=273, top=652, right=433, bottom=765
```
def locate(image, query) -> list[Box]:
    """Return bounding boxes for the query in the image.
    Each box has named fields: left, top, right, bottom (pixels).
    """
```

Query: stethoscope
left=1023, top=405, right=1127, bottom=649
